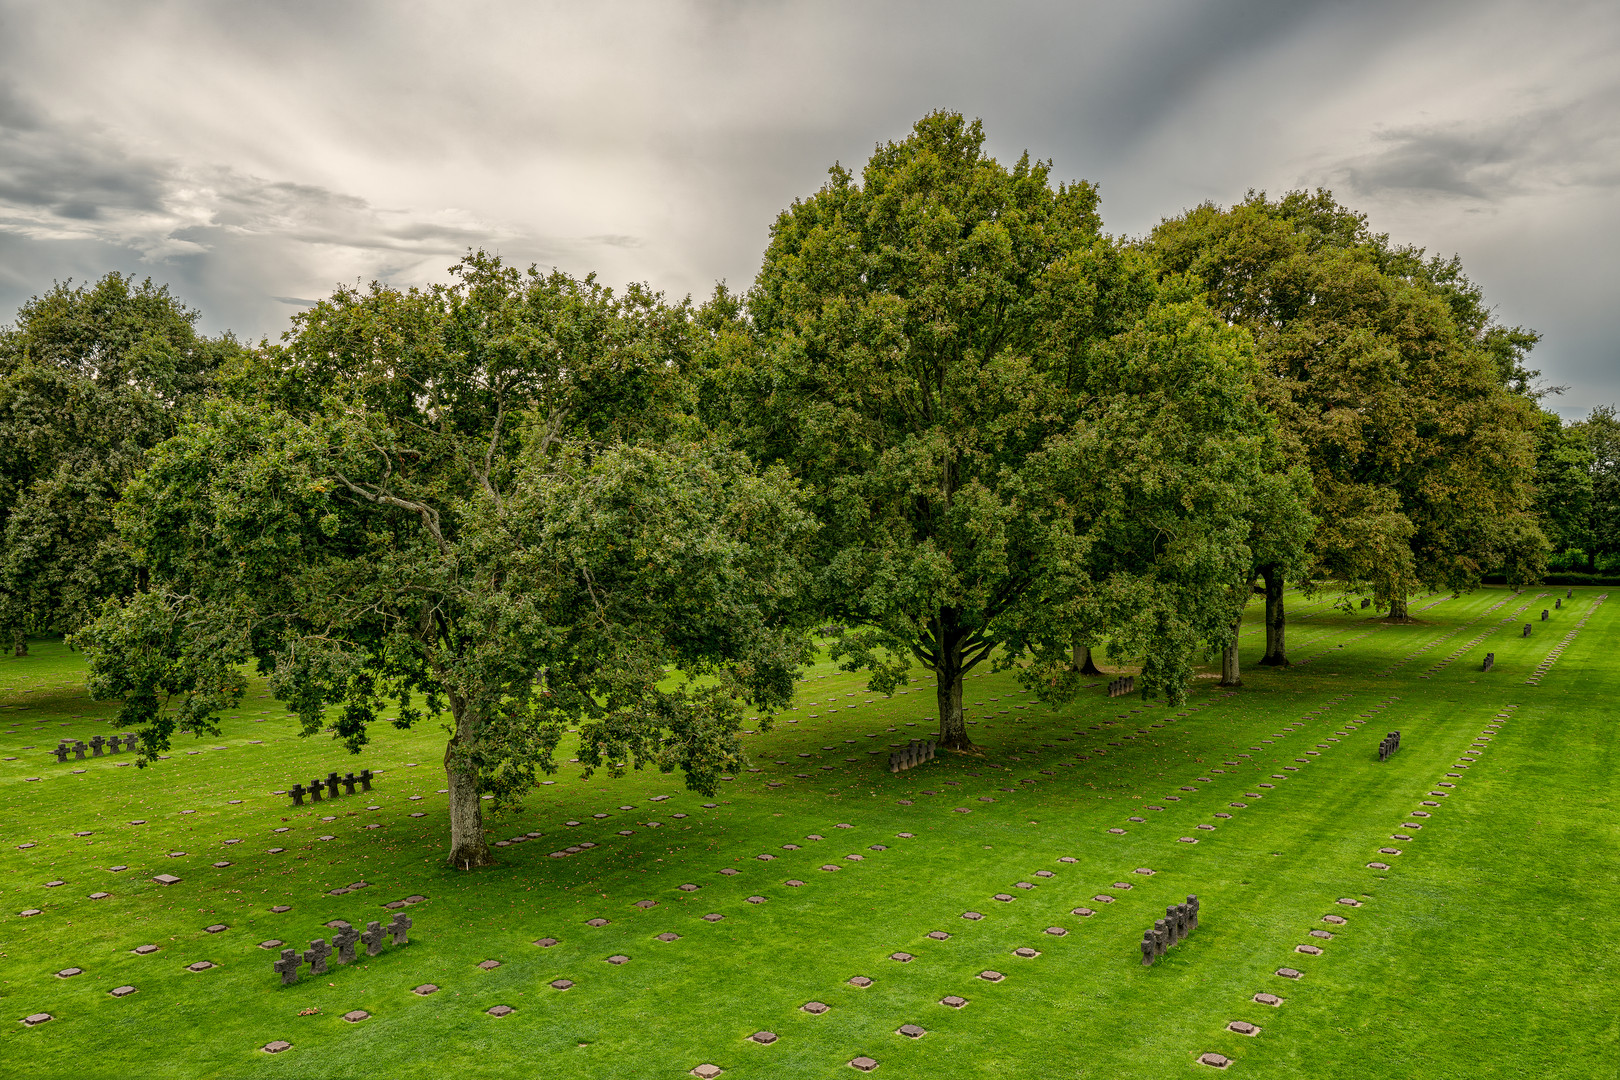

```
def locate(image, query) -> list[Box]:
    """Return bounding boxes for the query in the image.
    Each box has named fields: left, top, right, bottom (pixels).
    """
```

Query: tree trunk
left=1218, top=622, right=1242, bottom=686
left=1072, top=641, right=1103, bottom=675
left=1258, top=565, right=1287, bottom=666
left=1388, top=596, right=1410, bottom=621
left=931, top=618, right=976, bottom=752
left=444, top=712, right=493, bottom=870
left=13, top=636, right=26, bottom=658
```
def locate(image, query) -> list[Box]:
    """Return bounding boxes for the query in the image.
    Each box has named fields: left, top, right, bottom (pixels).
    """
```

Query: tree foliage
left=0, top=273, right=236, bottom=654
left=709, top=112, right=1286, bottom=747
left=77, top=254, right=813, bottom=869
left=1148, top=190, right=1545, bottom=615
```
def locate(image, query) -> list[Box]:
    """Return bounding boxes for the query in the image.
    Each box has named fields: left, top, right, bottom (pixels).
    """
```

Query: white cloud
left=0, top=0, right=1615, bottom=407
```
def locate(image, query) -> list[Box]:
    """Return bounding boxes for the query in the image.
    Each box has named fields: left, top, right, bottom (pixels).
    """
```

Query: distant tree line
left=0, top=112, right=1579, bottom=867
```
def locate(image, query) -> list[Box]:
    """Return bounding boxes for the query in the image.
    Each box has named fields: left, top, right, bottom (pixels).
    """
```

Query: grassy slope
left=0, top=586, right=1614, bottom=1078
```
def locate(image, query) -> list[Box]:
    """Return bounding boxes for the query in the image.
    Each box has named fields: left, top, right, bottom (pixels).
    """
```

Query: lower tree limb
left=1259, top=566, right=1288, bottom=666
left=444, top=759, right=493, bottom=870
left=934, top=663, right=977, bottom=753
left=1218, top=622, right=1242, bottom=687
left=1073, top=642, right=1103, bottom=676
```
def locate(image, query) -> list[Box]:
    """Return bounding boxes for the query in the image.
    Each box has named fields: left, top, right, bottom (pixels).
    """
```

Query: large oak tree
left=78, top=254, right=814, bottom=868
left=711, top=113, right=1285, bottom=749
left=1149, top=191, right=1544, bottom=637
left=0, top=274, right=237, bottom=655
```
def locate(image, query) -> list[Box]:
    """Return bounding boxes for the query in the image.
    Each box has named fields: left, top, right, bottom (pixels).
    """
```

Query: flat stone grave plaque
left=801, top=1001, right=829, bottom=1014
left=851, top=1058, right=879, bottom=1073
left=941, top=995, right=967, bottom=1008
left=1254, top=993, right=1282, bottom=1006
left=978, top=970, right=1004, bottom=982
left=548, top=981, right=572, bottom=992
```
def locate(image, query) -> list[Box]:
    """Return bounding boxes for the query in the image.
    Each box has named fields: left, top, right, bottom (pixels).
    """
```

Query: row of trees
left=0, top=113, right=1565, bottom=867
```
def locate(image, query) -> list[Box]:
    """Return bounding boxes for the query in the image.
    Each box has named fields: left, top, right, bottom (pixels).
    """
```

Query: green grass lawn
left=1, top=586, right=1615, bottom=1078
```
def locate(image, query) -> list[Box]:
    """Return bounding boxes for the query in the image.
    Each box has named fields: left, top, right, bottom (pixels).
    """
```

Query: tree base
left=446, top=843, right=496, bottom=871
left=1078, top=659, right=1103, bottom=675
left=1257, top=655, right=1289, bottom=667
left=1216, top=678, right=1243, bottom=687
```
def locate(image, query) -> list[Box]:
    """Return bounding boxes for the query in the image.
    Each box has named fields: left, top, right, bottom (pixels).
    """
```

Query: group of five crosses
left=289, top=770, right=373, bottom=805
left=274, top=912, right=411, bottom=985
left=1140, top=895, right=1200, bottom=965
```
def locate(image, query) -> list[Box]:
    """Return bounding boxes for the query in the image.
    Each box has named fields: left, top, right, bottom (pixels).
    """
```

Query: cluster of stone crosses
left=1106, top=675, right=1136, bottom=699
left=1481, top=652, right=1495, bottom=672
left=888, top=739, right=935, bottom=773
left=51, top=734, right=138, bottom=762
left=1140, top=895, right=1199, bottom=964
left=1378, top=730, right=1402, bottom=761
left=288, top=770, right=374, bottom=805
left=274, top=912, right=412, bottom=985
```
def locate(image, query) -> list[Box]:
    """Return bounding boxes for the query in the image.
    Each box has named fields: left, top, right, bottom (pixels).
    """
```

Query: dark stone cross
left=52, top=745, right=69, bottom=764
left=1187, top=894, right=1199, bottom=929
left=1154, top=918, right=1169, bottom=955
left=342, top=773, right=358, bottom=795
left=359, top=769, right=373, bottom=791
left=72, top=741, right=86, bottom=760
left=90, top=736, right=105, bottom=757
left=360, top=921, right=387, bottom=957
left=1141, top=930, right=1156, bottom=965
left=304, top=938, right=334, bottom=976
left=1555, top=598, right=1562, bottom=609
left=273, top=948, right=302, bottom=986
left=387, top=912, right=412, bottom=945
left=1541, top=609, right=1549, bottom=621
left=325, top=773, right=341, bottom=798
left=332, top=923, right=359, bottom=965
left=1361, top=598, right=1371, bottom=609
left=289, top=785, right=306, bottom=807
left=308, top=778, right=324, bottom=802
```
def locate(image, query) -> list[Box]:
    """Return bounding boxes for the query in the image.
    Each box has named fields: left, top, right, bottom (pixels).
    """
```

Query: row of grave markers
left=51, top=735, right=138, bottom=762
left=289, top=771, right=374, bottom=805
left=1377, top=730, right=1401, bottom=761
left=1140, top=895, right=1200, bottom=964
left=274, top=913, right=411, bottom=985
left=1106, top=676, right=1136, bottom=699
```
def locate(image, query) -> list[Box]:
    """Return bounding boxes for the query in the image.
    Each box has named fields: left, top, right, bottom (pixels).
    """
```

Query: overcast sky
left=1, top=0, right=1614, bottom=415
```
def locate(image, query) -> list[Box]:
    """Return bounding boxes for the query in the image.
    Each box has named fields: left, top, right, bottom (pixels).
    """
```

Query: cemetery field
left=0, top=586, right=1616, bottom=1078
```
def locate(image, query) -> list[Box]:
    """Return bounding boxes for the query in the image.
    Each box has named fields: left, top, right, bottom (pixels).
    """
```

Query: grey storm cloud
left=0, top=0, right=1615, bottom=410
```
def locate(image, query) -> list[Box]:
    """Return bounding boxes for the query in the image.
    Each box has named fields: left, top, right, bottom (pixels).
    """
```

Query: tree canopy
left=707, top=112, right=1289, bottom=748
left=0, top=273, right=237, bottom=654
left=77, top=254, right=813, bottom=869
left=1148, top=190, right=1545, bottom=621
